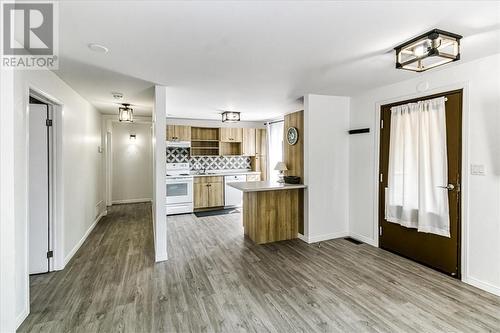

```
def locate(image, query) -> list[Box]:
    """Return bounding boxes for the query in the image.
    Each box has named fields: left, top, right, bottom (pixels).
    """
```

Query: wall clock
left=286, top=127, right=299, bottom=145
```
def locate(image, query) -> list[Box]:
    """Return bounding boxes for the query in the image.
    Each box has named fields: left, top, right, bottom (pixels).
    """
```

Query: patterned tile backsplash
left=167, top=147, right=251, bottom=170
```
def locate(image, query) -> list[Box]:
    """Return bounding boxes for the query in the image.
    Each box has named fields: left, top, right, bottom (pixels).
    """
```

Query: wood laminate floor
left=19, top=203, right=500, bottom=332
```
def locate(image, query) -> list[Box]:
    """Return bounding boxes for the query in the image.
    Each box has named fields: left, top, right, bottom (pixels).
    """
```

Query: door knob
left=437, top=184, right=455, bottom=191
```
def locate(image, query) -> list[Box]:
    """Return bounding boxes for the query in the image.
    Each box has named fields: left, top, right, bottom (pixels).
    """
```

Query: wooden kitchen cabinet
left=251, top=128, right=268, bottom=181
left=166, top=125, right=191, bottom=141
left=220, top=128, right=242, bottom=142
left=194, top=183, right=209, bottom=209
left=208, top=182, right=224, bottom=207
left=194, top=176, right=224, bottom=209
left=242, top=128, right=256, bottom=156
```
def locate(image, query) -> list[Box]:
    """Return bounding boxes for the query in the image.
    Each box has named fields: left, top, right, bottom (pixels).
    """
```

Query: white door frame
left=372, top=81, right=470, bottom=281
left=27, top=87, right=64, bottom=272
left=102, top=115, right=153, bottom=207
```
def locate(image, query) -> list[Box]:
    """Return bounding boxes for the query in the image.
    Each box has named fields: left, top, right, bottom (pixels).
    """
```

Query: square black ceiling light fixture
left=118, top=103, right=134, bottom=122
left=221, top=111, right=240, bottom=123
left=395, top=29, right=462, bottom=72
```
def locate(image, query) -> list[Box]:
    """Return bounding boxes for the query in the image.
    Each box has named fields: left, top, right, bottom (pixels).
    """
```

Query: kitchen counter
left=229, top=181, right=305, bottom=245
left=228, top=181, right=306, bottom=192
left=191, top=170, right=261, bottom=177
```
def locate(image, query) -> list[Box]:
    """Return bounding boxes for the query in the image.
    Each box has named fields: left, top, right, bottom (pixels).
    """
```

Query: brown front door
left=379, top=90, right=462, bottom=278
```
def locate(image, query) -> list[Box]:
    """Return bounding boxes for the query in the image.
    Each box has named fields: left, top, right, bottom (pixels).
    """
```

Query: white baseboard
left=112, top=198, right=152, bottom=205
left=63, top=210, right=107, bottom=266
left=15, top=307, right=29, bottom=330
left=464, top=276, right=500, bottom=297
left=348, top=232, right=378, bottom=247
left=298, top=231, right=349, bottom=244
left=297, top=233, right=308, bottom=243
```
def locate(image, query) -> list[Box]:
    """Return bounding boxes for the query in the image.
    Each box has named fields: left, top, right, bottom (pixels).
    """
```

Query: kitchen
left=165, top=121, right=268, bottom=216
left=166, top=110, right=306, bottom=246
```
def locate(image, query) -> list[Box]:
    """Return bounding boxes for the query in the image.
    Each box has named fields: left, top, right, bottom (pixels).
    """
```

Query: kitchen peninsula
left=228, top=181, right=306, bottom=244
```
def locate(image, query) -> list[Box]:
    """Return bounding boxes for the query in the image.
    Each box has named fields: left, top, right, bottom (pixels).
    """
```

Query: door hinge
left=47, top=250, right=53, bottom=258
left=380, top=173, right=383, bottom=183
left=46, top=119, right=53, bottom=127
left=380, top=119, right=384, bottom=129
left=379, top=226, right=383, bottom=236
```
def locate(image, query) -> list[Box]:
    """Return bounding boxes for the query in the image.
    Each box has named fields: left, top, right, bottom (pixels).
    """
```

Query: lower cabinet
left=194, top=176, right=224, bottom=209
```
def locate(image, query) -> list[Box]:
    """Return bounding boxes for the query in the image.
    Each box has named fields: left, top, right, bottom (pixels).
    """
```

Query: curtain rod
left=264, top=119, right=284, bottom=125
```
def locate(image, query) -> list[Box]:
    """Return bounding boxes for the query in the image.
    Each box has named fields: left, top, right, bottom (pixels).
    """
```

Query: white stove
left=166, top=163, right=194, bottom=215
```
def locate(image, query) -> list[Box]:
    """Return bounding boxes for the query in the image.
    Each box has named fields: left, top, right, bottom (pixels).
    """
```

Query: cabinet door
left=194, top=183, right=209, bottom=209
left=220, top=128, right=243, bottom=142
left=175, top=125, right=191, bottom=141
left=208, top=182, right=224, bottom=207
left=220, top=128, right=231, bottom=142
left=242, top=128, right=256, bottom=156
left=255, top=129, right=265, bottom=155
left=166, top=125, right=176, bottom=141
left=232, top=128, right=243, bottom=142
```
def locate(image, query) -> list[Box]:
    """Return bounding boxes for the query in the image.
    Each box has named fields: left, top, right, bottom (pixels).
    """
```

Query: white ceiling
left=55, top=1, right=500, bottom=120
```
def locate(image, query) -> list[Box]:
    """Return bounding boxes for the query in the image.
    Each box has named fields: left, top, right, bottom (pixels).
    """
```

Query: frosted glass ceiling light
left=395, top=29, right=462, bottom=72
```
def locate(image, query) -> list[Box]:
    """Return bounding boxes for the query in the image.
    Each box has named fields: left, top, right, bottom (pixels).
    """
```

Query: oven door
left=166, top=178, right=193, bottom=204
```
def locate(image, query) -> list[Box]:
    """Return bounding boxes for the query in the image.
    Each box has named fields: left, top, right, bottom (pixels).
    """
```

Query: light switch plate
left=471, top=164, right=485, bottom=175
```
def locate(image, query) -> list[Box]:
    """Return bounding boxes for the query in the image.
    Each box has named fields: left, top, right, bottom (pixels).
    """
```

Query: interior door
left=29, top=104, right=51, bottom=274
left=379, top=90, right=462, bottom=277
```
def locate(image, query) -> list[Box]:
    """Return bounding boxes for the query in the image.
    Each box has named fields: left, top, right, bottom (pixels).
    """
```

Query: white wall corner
left=299, top=231, right=350, bottom=244
left=153, top=85, right=168, bottom=262
left=1, top=68, right=18, bottom=332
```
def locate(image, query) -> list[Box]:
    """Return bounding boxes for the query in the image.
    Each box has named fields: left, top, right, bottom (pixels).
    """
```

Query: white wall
left=111, top=121, right=152, bottom=204
left=349, top=54, right=500, bottom=295
left=0, top=68, right=17, bottom=332
left=303, top=94, right=350, bottom=243
left=11, top=69, right=105, bottom=328
left=153, top=86, right=167, bottom=262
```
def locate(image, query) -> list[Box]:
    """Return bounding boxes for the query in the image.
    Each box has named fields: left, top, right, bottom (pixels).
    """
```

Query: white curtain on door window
left=267, top=121, right=284, bottom=183
left=385, top=97, right=450, bottom=237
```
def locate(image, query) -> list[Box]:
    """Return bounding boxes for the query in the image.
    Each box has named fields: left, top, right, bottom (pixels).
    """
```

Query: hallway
left=19, top=204, right=500, bottom=332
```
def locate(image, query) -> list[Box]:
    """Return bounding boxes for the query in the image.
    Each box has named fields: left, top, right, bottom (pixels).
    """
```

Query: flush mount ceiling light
left=88, top=43, right=109, bottom=53
left=395, top=29, right=462, bottom=72
left=221, top=111, right=240, bottom=123
left=118, top=103, right=134, bottom=122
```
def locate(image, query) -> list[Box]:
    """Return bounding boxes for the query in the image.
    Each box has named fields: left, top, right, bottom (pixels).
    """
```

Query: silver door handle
left=437, top=184, right=455, bottom=190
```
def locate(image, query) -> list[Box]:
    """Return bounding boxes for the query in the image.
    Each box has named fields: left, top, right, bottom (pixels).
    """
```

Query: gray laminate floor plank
left=18, top=203, right=500, bottom=332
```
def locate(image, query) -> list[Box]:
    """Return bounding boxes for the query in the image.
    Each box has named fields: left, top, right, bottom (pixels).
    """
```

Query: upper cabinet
left=166, top=125, right=191, bottom=141
left=242, top=128, right=256, bottom=156
left=220, top=128, right=243, bottom=142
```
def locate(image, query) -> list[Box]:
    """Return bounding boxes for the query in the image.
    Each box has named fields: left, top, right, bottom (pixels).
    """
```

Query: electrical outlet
left=471, top=164, right=485, bottom=176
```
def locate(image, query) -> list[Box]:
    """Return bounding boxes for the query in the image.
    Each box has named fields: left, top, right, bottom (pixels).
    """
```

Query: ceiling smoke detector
left=112, top=92, right=124, bottom=100
left=88, top=43, right=109, bottom=54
